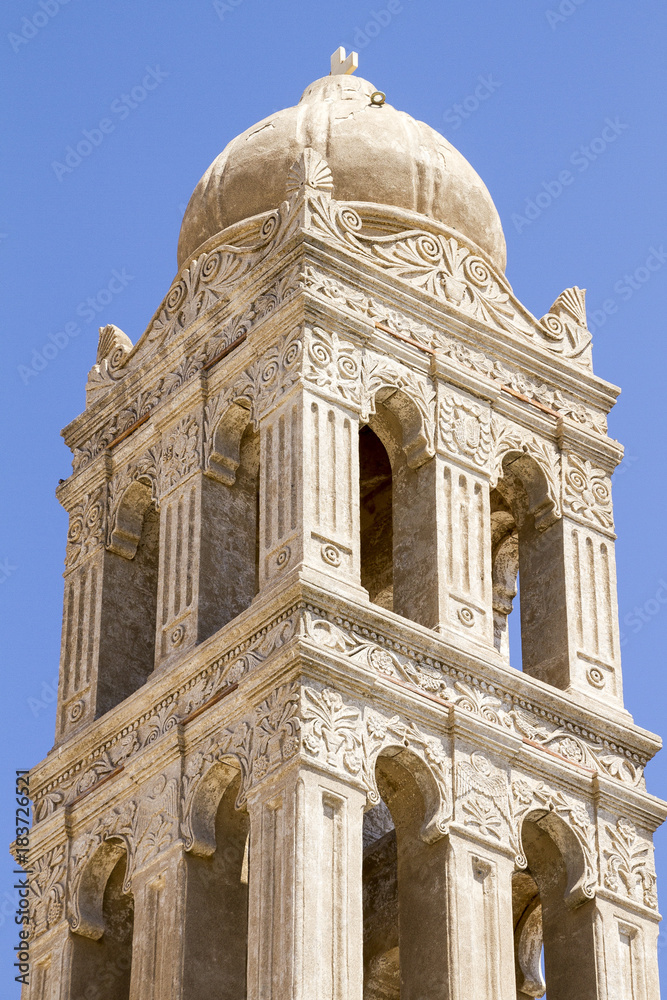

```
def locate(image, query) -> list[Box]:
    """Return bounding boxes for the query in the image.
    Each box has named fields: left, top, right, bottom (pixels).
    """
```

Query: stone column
left=519, top=425, right=624, bottom=708
left=413, top=375, right=495, bottom=646
left=444, top=832, right=518, bottom=1000
left=23, top=921, right=73, bottom=1000
left=591, top=895, right=662, bottom=1000
left=257, top=385, right=366, bottom=602
left=55, top=475, right=108, bottom=741
left=245, top=761, right=366, bottom=1000
left=128, top=845, right=187, bottom=1000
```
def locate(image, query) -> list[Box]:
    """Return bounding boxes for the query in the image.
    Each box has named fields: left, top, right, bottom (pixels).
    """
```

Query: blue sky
left=2, top=0, right=667, bottom=993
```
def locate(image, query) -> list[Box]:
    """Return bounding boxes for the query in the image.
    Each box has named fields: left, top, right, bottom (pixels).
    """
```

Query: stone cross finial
left=330, top=46, right=358, bottom=76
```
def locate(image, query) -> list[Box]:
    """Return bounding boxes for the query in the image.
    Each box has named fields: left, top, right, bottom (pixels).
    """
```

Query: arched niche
left=361, top=393, right=437, bottom=629
left=200, top=399, right=259, bottom=637
left=69, top=843, right=134, bottom=1000
left=491, top=450, right=568, bottom=688
left=182, top=766, right=249, bottom=1000
left=515, top=811, right=597, bottom=1000
left=99, top=478, right=160, bottom=714
left=363, top=748, right=450, bottom=1000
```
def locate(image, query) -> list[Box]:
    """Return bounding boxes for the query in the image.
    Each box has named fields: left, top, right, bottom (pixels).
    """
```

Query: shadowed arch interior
left=70, top=848, right=134, bottom=1000
left=492, top=450, right=568, bottom=687
left=363, top=751, right=450, bottom=1000
left=98, top=479, right=159, bottom=714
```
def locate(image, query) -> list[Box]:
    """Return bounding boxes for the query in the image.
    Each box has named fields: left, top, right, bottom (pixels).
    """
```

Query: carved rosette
left=65, top=488, right=107, bottom=569
left=563, top=452, right=614, bottom=532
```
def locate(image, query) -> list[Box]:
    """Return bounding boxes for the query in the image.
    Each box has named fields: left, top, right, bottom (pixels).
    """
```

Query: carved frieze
left=301, top=610, right=645, bottom=787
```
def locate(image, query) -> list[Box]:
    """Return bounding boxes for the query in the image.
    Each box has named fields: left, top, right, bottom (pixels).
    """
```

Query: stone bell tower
left=25, top=49, right=665, bottom=1000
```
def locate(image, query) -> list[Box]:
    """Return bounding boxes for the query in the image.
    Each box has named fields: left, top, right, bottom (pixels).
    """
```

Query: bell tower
left=24, top=52, right=665, bottom=1000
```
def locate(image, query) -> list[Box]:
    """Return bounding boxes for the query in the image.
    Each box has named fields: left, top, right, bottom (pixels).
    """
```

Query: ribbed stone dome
left=177, top=73, right=506, bottom=271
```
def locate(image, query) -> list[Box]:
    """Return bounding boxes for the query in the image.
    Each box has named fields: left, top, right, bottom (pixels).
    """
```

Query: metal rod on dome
left=330, top=46, right=358, bottom=75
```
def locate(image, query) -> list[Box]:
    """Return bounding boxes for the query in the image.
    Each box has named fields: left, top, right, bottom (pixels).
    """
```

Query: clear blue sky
left=2, top=0, right=667, bottom=994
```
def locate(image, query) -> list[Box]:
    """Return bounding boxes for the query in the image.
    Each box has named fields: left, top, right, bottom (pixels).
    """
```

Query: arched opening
left=101, top=479, right=159, bottom=713
left=490, top=485, right=520, bottom=663
left=363, top=751, right=449, bottom=999
left=200, top=419, right=260, bottom=637
left=513, top=814, right=597, bottom=1000
left=360, top=391, right=436, bottom=627
left=359, top=425, right=393, bottom=611
left=491, top=452, right=566, bottom=686
left=70, top=847, right=134, bottom=1000
left=183, top=768, right=250, bottom=999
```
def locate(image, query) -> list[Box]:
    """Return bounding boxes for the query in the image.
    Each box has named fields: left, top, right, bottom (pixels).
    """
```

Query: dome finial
left=330, top=46, right=358, bottom=76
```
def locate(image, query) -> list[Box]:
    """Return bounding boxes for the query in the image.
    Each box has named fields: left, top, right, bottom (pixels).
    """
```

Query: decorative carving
left=302, top=687, right=363, bottom=775
left=239, top=328, right=303, bottom=424
left=286, top=147, right=334, bottom=194
left=68, top=799, right=137, bottom=930
left=603, top=818, right=657, bottom=908
left=511, top=779, right=597, bottom=900
left=490, top=417, right=562, bottom=525
left=438, top=392, right=491, bottom=467
left=301, top=266, right=607, bottom=436
left=35, top=612, right=299, bottom=822
left=539, top=286, right=592, bottom=369
left=181, top=683, right=300, bottom=845
left=563, top=452, right=614, bottom=530
left=65, top=488, right=106, bottom=569
left=132, top=773, right=180, bottom=872
left=456, top=751, right=509, bottom=840
left=86, top=325, right=134, bottom=399
left=31, top=844, right=67, bottom=935
left=304, top=327, right=361, bottom=406
left=160, top=414, right=200, bottom=494
left=106, top=448, right=160, bottom=548
left=301, top=609, right=645, bottom=788
left=300, top=682, right=451, bottom=840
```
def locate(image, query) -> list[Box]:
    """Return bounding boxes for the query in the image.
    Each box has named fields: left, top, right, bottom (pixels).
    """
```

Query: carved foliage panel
left=602, top=817, right=658, bottom=910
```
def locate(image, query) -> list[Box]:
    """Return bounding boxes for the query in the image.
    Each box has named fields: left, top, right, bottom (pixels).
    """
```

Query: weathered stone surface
left=23, top=51, right=665, bottom=1000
